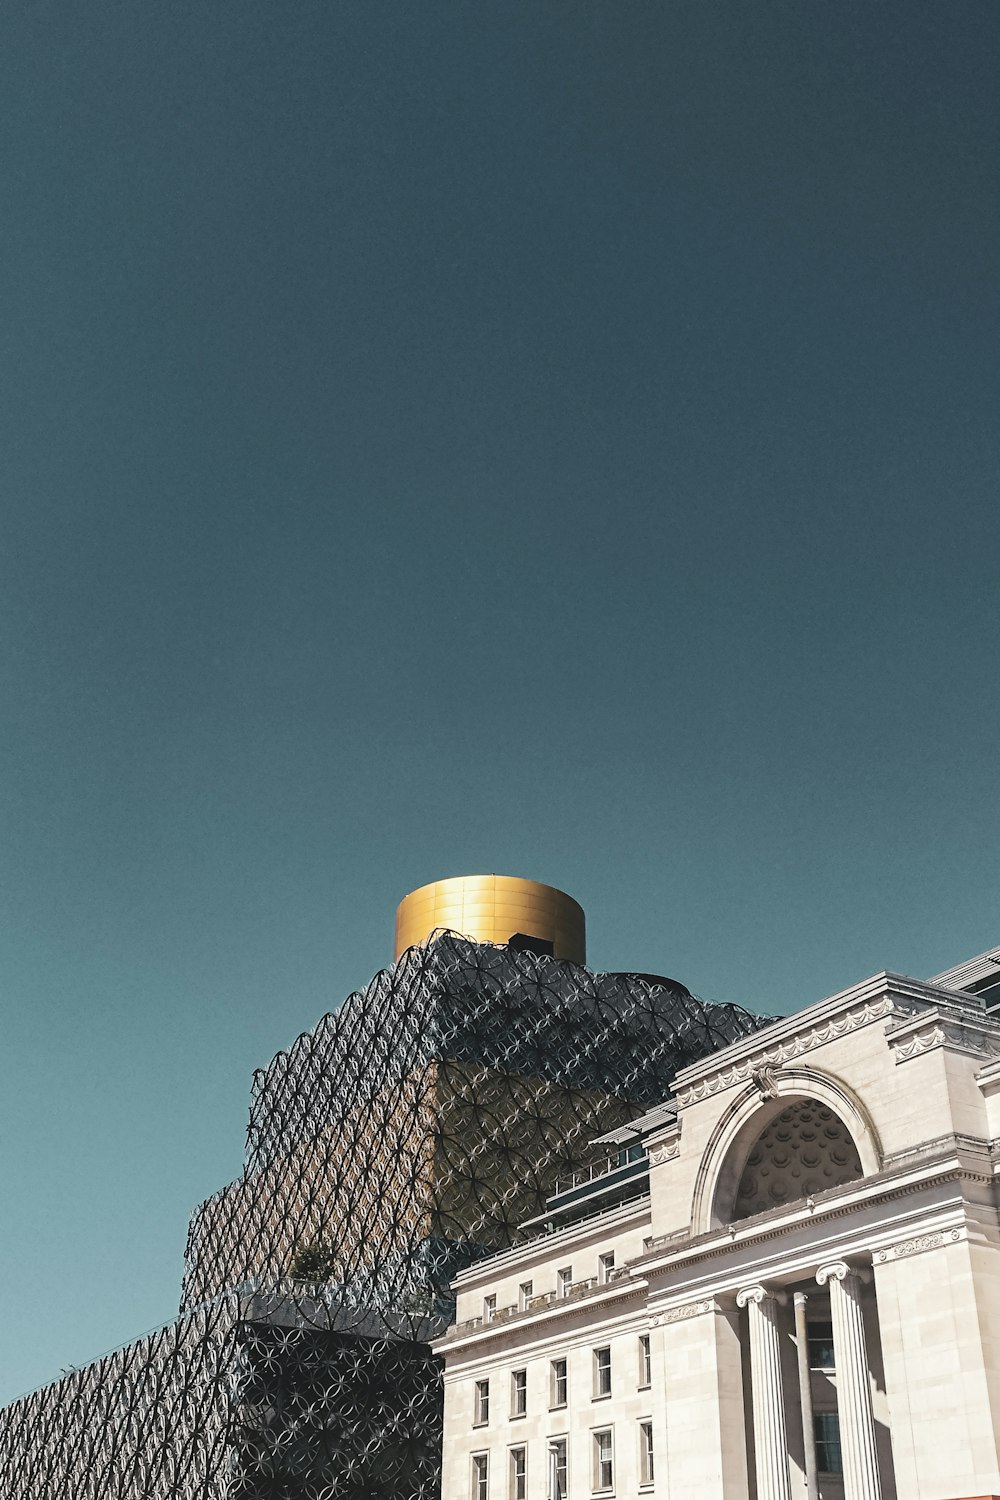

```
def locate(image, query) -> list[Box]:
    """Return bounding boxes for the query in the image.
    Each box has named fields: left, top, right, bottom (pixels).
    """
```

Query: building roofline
left=930, top=944, right=1000, bottom=995
left=670, top=971, right=987, bottom=1094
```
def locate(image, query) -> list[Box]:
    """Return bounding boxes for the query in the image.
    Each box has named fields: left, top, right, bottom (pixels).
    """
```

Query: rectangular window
left=638, top=1334, right=651, bottom=1387
left=509, top=1445, right=527, bottom=1500
left=593, top=1346, right=612, bottom=1398
left=814, top=1411, right=843, bottom=1475
left=474, top=1379, right=490, bottom=1426
left=550, top=1357, right=568, bottom=1408
left=598, top=1252, right=615, bottom=1284
left=472, top=1453, right=489, bottom=1500
left=548, top=1437, right=568, bottom=1500
left=483, top=1295, right=497, bottom=1324
left=510, top=1368, right=527, bottom=1418
left=808, top=1320, right=835, bottom=1370
left=519, top=1280, right=533, bottom=1312
left=593, top=1429, right=614, bottom=1492
left=639, top=1421, right=654, bottom=1486
left=557, top=1266, right=573, bottom=1298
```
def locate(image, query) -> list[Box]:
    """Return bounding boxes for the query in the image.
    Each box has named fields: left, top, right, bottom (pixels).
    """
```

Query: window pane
left=594, top=1430, right=613, bottom=1490
left=549, top=1438, right=568, bottom=1499
left=814, top=1410, right=843, bottom=1475
left=640, top=1421, right=654, bottom=1484
left=510, top=1446, right=527, bottom=1500
left=594, top=1346, right=611, bottom=1396
left=808, top=1320, right=835, bottom=1369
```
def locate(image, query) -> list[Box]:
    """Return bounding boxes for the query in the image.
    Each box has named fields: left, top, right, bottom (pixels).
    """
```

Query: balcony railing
left=552, top=1158, right=621, bottom=1196
left=550, top=1152, right=649, bottom=1201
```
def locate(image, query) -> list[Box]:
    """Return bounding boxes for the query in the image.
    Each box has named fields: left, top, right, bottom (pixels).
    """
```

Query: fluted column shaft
left=816, top=1262, right=882, bottom=1500
left=737, top=1285, right=792, bottom=1500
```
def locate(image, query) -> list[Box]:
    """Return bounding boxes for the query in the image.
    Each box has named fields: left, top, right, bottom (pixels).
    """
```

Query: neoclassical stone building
left=435, top=944, right=1000, bottom=1500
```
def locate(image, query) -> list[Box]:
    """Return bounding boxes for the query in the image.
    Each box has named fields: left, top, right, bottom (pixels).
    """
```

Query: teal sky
left=2, top=2, right=998, bottom=1403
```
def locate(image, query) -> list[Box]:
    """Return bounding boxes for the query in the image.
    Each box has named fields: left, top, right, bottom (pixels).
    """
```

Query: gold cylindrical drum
left=394, top=875, right=586, bottom=964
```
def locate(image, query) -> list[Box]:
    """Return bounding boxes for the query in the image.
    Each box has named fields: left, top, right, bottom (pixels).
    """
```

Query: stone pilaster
left=816, top=1262, right=882, bottom=1500
left=736, top=1284, right=792, bottom=1500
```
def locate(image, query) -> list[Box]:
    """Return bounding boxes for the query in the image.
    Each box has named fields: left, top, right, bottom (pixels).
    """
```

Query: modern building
left=434, top=941, right=1000, bottom=1500
left=0, top=877, right=763, bottom=1500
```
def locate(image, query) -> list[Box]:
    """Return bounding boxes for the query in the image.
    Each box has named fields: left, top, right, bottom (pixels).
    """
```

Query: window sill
left=471, top=1421, right=488, bottom=1429
left=509, top=1412, right=526, bottom=1421
left=549, top=1403, right=567, bottom=1412
left=637, top=1382, right=651, bottom=1391
left=591, top=1392, right=612, bottom=1402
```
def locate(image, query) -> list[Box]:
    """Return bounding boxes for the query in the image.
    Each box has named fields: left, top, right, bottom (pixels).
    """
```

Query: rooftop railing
left=448, top=1266, right=632, bottom=1336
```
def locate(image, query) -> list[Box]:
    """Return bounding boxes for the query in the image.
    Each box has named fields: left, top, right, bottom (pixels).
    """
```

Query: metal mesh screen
left=0, top=934, right=765, bottom=1498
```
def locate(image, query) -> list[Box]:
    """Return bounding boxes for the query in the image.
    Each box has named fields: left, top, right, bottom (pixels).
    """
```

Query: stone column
left=736, top=1284, right=792, bottom=1500
left=816, top=1262, right=882, bottom=1500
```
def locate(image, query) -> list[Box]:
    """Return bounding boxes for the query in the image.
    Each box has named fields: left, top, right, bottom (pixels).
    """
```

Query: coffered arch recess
left=690, top=1067, right=882, bottom=1234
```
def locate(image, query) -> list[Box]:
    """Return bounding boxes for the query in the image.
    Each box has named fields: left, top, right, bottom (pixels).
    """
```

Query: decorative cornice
left=650, top=1298, right=720, bottom=1326
left=887, top=1010, right=1000, bottom=1066
left=675, top=997, right=902, bottom=1108
left=883, top=1132, right=991, bottom=1170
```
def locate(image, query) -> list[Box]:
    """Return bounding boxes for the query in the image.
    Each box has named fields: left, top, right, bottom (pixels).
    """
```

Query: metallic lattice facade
left=0, top=929, right=765, bottom=1498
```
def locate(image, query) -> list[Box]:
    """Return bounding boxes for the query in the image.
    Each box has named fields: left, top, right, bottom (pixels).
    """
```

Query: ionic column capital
left=737, top=1283, right=787, bottom=1309
left=816, top=1260, right=870, bottom=1289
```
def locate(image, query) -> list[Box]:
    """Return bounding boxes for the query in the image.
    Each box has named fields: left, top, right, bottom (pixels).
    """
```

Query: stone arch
left=690, top=1066, right=881, bottom=1234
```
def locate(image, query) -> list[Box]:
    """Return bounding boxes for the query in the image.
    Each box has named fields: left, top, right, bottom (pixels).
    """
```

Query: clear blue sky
left=1, top=1, right=997, bottom=1404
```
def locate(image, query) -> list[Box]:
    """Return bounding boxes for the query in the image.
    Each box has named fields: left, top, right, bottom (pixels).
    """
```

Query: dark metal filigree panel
left=0, top=934, right=764, bottom=1498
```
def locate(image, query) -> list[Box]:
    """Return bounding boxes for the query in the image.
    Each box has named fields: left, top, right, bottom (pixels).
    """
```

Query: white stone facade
left=434, top=961, right=1000, bottom=1500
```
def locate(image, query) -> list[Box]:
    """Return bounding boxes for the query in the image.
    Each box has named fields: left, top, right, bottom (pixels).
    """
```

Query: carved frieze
left=648, top=1137, right=681, bottom=1167
left=888, top=1016, right=1000, bottom=1066
left=873, top=1228, right=964, bottom=1263
left=650, top=1298, right=719, bottom=1326
left=675, top=997, right=902, bottom=1108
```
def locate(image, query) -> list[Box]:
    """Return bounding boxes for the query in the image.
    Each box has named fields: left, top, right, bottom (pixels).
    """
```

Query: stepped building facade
left=0, top=876, right=764, bottom=1500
